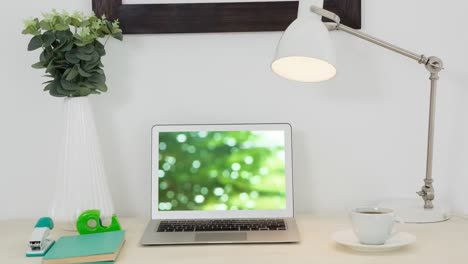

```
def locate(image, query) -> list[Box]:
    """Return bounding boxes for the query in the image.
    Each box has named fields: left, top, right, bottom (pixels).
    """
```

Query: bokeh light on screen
left=158, top=130, right=286, bottom=211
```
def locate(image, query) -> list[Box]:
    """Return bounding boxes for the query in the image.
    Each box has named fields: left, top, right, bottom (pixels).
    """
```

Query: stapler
left=26, top=217, right=55, bottom=257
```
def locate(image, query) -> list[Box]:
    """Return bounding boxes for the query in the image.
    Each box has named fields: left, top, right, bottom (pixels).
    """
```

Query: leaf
left=22, top=27, right=35, bottom=35
left=31, top=62, right=45, bottom=69
left=46, top=58, right=56, bottom=73
left=42, top=31, right=56, bottom=47
left=65, top=51, right=80, bottom=64
left=94, top=40, right=104, bottom=49
left=39, top=20, right=53, bottom=30
left=82, top=61, right=100, bottom=72
left=76, top=52, right=92, bottom=61
left=48, top=81, right=67, bottom=97
left=105, top=21, right=113, bottom=33
left=65, top=65, right=79, bottom=81
left=93, top=68, right=104, bottom=75
left=78, top=87, right=92, bottom=96
left=55, top=82, right=70, bottom=97
left=112, top=32, right=123, bottom=41
left=56, top=30, right=73, bottom=42
left=111, top=26, right=122, bottom=34
left=89, top=73, right=106, bottom=84
left=54, top=23, right=69, bottom=31
left=70, top=17, right=81, bottom=27
left=61, top=78, right=79, bottom=91
left=77, top=65, right=92, bottom=77
left=95, top=46, right=106, bottom=56
left=44, top=81, right=55, bottom=91
left=77, top=44, right=94, bottom=54
left=59, top=41, right=74, bottom=52
left=39, top=49, right=53, bottom=65
left=81, top=20, right=90, bottom=27
left=27, top=35, right=43, bottom=51
left=96, top=83, right=108, bottom=92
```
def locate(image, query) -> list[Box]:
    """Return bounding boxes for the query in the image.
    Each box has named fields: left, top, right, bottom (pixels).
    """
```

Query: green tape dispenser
left=76, top=209, right=122, bottom=235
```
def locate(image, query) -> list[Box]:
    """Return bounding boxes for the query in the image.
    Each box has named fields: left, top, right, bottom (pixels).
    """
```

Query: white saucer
left=332, top=229, right=416, bottom=252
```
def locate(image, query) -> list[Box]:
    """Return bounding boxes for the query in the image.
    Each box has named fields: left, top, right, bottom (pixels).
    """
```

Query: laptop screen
left=157, top=130, right=286, bottom=212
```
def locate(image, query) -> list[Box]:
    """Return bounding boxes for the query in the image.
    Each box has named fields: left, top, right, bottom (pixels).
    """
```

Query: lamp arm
left=310, top=5, right=444, bottom=209
left=310, top=6, right=444, bottom=69
left=336, top=24, right=427, bottom=63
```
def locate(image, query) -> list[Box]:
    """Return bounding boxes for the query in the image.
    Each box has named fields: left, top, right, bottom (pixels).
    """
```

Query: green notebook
left=43, top=231, right=125, bottom=264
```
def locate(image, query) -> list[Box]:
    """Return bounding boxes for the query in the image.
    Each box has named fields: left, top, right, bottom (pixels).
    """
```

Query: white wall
left=0, top=0, right=466, bottom=219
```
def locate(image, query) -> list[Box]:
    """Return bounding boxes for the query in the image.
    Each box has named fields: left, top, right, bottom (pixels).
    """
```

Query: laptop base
left=140, top=218, right=300, bottom=245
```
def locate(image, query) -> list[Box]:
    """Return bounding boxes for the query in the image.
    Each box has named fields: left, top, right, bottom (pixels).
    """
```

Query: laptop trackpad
left=195, top=232, right=247, bottom=242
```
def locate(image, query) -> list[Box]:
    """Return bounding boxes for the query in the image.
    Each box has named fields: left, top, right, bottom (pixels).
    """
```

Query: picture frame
left=92, top=0, right=361, bottom=34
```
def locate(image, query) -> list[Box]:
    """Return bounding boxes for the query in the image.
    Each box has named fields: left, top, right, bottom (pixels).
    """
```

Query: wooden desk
left=3, top=215, right=467, bottom=264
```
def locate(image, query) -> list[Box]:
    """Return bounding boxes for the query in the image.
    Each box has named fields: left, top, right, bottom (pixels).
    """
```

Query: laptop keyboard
left=156, top=219, right=286, bottom=232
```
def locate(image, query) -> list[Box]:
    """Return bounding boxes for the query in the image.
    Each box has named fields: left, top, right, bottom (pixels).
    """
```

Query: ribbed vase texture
left=50, top=97, right=114, bottom=229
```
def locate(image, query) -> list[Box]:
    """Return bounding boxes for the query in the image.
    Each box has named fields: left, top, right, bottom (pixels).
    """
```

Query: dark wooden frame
left=92, top=0, right=361, bottom=34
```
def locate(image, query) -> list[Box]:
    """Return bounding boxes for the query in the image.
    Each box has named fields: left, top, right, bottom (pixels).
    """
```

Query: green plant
left=22, top=10, right=123, bottom=97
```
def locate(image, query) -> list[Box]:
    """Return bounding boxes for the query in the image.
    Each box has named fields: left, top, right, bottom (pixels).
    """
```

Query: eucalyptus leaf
left=95, top=47, right=106, bottom=56
left=96, top=83, right=108, bottom=92
left=89, top=73, right=106, bottom=84
left=65, top=65, right=79, bottom=81
left=46, top=58, right=56, bottom=73
left=56, top=30, right=73, bottom=42
left=60, top=41, right=74, bottom=52
left=39, top=49, right=52, bottom=64
left=48, top=81, right=66, bottom=97
left=27, top=35, right=43, bottom=51
left=55, top=80, right=72, bottom=96
left=112, top=32, right=123, bottom=41
left=54, top=23, right=69, bottom=31
left=81, top=20, right=90, bottom=27
left=22, top=27, right=36, bottom=35
left=42, top=31, right=55, bottom=47
left=65, top=51, right=80, bottom=64
left=93, top=68, right=104, bottom=75
left=76, top=52, right=92, bottom=61
left=77, top=45, right=94, bottom=54
left=82, top=61, right=100, bottom=71
left=39, top=20, right=52, bottom=30
left=70, top=17, right=81, bottom=27
left=77, top=65, right=92, bottom=77
left=32, top=62, right=45, bottom=69
left=78, top=87, right=92, bottom=96
left=61, top=78, right=79, bottom=91
left=44, top=81, right=55, bottom=91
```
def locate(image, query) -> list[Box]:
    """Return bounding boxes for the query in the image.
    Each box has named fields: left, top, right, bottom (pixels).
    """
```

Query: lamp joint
left=417, top=179, right=435, bottom=209
left=424, top=56, right=444, bottom=74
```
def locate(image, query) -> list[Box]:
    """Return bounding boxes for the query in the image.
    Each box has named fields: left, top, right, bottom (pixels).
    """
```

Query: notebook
left=42, top=230, right=125, bottom=264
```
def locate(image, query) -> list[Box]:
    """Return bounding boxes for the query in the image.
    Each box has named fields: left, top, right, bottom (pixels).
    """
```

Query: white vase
left=50, top=97, right=114, bottom=230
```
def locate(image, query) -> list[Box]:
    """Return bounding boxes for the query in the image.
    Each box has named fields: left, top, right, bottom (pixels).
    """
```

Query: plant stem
left=104, top=36, right=110, bottom=46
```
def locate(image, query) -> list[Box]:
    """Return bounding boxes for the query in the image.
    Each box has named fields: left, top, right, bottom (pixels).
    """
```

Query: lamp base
left=379, top=198, right=450, bottom=223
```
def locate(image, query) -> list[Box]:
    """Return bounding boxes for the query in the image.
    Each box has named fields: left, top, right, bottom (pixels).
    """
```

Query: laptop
left=140, top=123, right=300, bottom=245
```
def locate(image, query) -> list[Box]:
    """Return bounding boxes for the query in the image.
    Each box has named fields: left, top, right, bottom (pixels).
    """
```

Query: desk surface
left=3, top=215, right=467, bottom=264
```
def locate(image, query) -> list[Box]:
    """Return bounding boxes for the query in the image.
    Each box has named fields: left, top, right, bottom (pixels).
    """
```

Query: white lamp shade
left=272, top=16, right=337, bottom=82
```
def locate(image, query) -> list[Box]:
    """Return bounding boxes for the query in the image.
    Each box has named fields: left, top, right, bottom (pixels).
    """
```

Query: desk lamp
left=272, top=0, right=449, bottom=223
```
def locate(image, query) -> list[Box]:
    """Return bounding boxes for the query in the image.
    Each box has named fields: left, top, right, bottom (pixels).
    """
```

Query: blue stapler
left=26, top=217, right=55, bottom=257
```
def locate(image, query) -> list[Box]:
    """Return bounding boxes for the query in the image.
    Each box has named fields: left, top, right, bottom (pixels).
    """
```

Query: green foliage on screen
left=158, top=131, right=286, bottom=211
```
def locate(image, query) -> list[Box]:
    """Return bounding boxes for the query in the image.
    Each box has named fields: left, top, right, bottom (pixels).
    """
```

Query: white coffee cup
left=350, top=207, right=402, bottom=245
